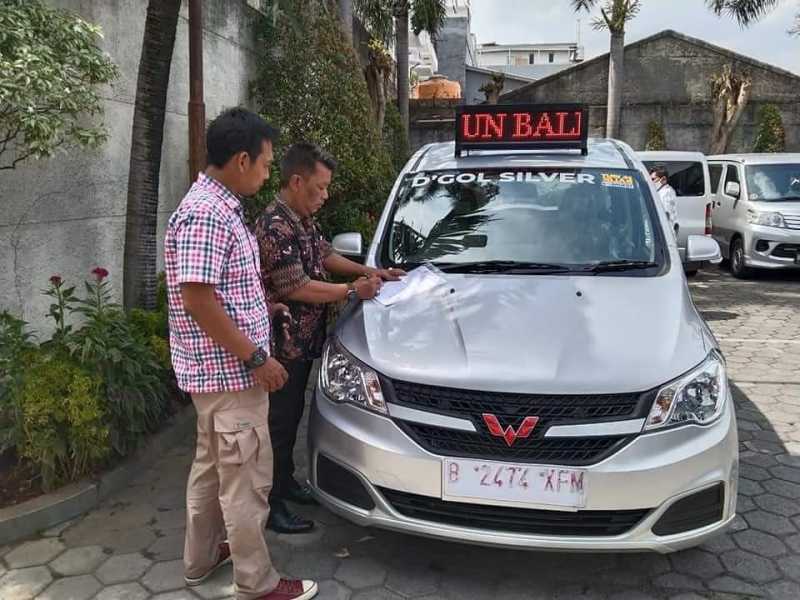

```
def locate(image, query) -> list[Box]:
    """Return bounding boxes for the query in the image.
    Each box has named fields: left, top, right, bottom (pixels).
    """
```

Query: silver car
left=708, top=154, right=800, bottom=278
left=309, top=138, right=738, bottom=554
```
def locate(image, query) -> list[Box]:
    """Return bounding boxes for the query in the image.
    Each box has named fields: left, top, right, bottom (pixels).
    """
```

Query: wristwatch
left=244, top=347, right=268, bottom=370
left=346, top=281, right=358, bottom=300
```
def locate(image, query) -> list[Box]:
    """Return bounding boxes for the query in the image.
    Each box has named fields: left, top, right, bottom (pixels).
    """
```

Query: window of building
left=548, top=52, right=555, bottom=63
left=529, top=53, right=536, bottom=64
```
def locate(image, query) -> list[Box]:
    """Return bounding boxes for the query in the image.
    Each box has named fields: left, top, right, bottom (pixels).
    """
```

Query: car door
left=713, top=163, right=742, bottom=256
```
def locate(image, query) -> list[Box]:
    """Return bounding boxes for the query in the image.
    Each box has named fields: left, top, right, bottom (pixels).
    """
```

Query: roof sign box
left=455, top=104, right=588, bottom=157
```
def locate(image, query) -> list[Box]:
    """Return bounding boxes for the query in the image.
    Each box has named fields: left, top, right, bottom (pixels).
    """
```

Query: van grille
left=387, top=380, right=651, bottom=465
left=783, top=214, right=800, bottom=231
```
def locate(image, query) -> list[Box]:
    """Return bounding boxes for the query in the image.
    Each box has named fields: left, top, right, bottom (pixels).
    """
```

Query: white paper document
left=373, top=264, right=445, bottom=307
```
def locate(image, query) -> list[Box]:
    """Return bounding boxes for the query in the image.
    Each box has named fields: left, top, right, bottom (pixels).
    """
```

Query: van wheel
left=730, top=238, right=751, bottom=279
left=685, top=269, right=698, bottom=277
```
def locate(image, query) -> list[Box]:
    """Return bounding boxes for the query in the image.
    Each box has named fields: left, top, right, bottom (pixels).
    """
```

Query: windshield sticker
left=750, top=193, right=760, bottom=200
left=601, top=173, right=635, bottom=189
left=410, top=172, right=597, bottom=188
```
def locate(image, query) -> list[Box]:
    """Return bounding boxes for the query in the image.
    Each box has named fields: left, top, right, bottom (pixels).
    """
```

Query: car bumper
left=308, top=387, right=739, bottom=554
left=744, top=225, right=800, bottom=269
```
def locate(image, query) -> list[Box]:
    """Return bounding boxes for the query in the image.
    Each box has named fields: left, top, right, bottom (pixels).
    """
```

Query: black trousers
left=268, top=359, right=313, bottom=500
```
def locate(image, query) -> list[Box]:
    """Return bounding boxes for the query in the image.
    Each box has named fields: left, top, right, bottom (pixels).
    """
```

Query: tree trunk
left=123, top=0, right=181, bottom=311
left=605, top=30, right=625, bottom=139
left=365, top=62, right=388, bottom=131
left=709, top=66, right=752, bottom=154
left=338, top=0, right=353, bottom=44
left=395, top=9, right=410, bottom=137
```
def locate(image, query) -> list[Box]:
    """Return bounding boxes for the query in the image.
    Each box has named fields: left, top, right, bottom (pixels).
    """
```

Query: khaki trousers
left=184, top=386, right=281, bottom=599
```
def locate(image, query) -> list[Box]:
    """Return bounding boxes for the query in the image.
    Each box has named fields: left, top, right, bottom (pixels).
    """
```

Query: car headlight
left=320, top=340, right=387, bottom=414
left=747, top=210, right=786, bottom=228
left=645, top=351, right=728, bottom=430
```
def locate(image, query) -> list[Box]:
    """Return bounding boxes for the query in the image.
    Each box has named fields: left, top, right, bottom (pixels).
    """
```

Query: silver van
left=637, top=151, right=713, bottom=275
left=309, top=106, right=737, bottom=553
left=708, top=154, right=800, bottom=277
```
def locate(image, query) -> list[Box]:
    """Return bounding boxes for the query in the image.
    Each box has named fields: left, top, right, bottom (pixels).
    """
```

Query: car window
left=642, top=161, right=705, bottom=197
left=381, top=168, right=663, bottom=270
left=709, top=164, right=723, bottom=193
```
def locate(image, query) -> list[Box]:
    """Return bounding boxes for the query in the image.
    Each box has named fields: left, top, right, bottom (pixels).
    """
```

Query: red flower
left=49, top=275, right=63, bottom=287
left=91, top=267, right=109, bottom=281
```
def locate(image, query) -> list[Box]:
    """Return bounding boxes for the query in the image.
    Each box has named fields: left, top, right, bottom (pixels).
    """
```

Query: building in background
left=477, top=41, right=583, bottom=81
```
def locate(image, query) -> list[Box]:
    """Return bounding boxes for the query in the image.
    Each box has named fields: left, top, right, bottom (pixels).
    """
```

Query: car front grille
left=379, top=487, right=651, bottom=537
left=387, top=380, right=651, bottom=465
left=772, top=243, right=800, bottom=259
left=783, top=214, right=800, bottom=231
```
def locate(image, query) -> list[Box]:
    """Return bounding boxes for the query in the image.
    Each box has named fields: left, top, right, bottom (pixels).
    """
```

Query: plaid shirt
left=164, top=173, right=271, bottom=393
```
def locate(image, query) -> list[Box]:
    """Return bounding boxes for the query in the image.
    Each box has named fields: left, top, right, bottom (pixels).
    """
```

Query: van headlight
left=320, top=340, right=387, bottom=414
left=747, top=210, right=786, bottom=228
left=645, top=351, right=728, bottom=430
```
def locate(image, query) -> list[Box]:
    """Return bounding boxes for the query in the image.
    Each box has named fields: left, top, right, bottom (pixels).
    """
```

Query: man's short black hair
left=652, top=166, right=669, bottom=180
left=279, top=142, right=337, bottom=188
left=206, top=107, right=279, bottom=168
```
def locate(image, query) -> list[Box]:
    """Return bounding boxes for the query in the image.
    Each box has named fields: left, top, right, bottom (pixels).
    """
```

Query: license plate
left=442, top=458, right=587, bottom=509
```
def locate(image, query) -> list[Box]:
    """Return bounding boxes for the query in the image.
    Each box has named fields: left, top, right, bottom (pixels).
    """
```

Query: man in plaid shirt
left=165, top=108, right=317, bottom=600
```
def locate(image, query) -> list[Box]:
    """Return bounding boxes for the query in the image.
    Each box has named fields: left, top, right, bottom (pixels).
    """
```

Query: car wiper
left=582, top=260, right=659, bottom=273
left=436, top=260, right=571, bottom=274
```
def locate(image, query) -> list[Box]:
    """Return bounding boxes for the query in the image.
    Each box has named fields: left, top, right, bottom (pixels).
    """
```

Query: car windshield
left=380, top=168, right=663, bottom=272
left=745, top=164, right=800, bottom=202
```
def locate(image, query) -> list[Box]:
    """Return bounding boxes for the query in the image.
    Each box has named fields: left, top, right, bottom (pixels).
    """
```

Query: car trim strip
left=545, top=419, right=645, bottom=438
left=386, top=403, right=477, bottom=432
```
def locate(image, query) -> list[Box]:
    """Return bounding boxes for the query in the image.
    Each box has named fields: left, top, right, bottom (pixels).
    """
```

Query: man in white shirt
left=650, top=167, right=678, bottom=237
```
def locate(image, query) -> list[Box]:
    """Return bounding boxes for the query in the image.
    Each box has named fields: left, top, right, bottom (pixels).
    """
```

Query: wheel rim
left=733, top=242, right=743, bottom=272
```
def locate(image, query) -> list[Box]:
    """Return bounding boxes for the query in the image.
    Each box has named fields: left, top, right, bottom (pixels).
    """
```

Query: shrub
left=249, top=0, right=396, bottom=240
left=752, top=104, right=785, bottom=153
left=645, top=121, right=667, bottom=151
left=67, top=269, right=171, bottom=456
left=18, top=352, right=108, bottom=491
left=0, top=311, right=35, bottom=454
left=383, top=102, right=410, bottom=174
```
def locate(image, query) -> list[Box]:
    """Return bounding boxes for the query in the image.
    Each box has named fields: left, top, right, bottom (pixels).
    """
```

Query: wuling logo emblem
left=482, top=414, right=539, bottom=447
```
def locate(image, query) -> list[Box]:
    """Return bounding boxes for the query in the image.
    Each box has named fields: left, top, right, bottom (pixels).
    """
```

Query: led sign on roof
left=455, top=104, right=588, bottom=157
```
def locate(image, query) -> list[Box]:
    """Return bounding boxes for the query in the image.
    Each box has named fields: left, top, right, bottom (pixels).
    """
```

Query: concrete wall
left=435, top=16, right=470, bottom=94
left=501, top=32, right=800, bottom=153
left=409, top=99, right=459, bottom=152
left=0, top=0, right=261, bottom=332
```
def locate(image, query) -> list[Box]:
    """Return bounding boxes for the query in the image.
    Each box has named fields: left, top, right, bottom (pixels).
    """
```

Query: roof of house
left=500, top=29, right=800, bottom=102
left=465, top=64, right=536, bottom=83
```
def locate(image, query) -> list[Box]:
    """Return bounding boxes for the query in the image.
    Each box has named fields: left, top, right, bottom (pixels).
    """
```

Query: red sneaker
left=184, top=542, right=232, bottom=586
left=257, top=578, right=318, bottom=599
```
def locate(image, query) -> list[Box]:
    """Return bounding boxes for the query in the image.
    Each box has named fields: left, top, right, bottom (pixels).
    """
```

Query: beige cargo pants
left=184, top=386, right=281, bottom=599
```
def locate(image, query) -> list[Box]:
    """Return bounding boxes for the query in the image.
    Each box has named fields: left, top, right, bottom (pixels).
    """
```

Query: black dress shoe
left=267, top=500, right=314, bottom=534
left=285, top=480, right=318, bottom=506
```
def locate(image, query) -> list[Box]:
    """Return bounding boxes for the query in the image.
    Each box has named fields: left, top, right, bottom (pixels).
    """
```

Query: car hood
left=751, top=200, right=800, bottom=215
left=336, top=270, right=715, bottom=395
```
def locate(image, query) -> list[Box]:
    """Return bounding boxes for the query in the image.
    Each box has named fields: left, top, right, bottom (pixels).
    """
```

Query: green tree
left=644, top=121, right=667, bottom=151
left=572, top=1, right=641, bottom=139
left=0, top=0, right=118, bottom=170
left=354, top=0, right=447, bottom=137
left=252, top=0, right=396, bottom=238
left=707, top=1, right=800, bottom=34
left=752, top=104, right=786, bottom=152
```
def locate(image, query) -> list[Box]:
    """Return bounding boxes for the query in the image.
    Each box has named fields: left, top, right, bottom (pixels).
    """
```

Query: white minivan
left=638, top=151, right=714, bottom=275
left=707, top=154, right=800, bottom=278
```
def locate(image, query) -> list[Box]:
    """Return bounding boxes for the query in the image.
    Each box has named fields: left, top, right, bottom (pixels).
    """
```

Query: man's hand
left=353, top=275, right=382, bottom=300
left=252, top=358, right=289, bottom=392
left=373, top=268, right=405, bottom=282
left=270, top=302, right=292, bottom=343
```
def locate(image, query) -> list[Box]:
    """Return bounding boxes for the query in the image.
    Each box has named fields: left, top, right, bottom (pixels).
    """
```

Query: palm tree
left=338, top=0, right=354, bottom=43
left=708, top=0, right=800, bottom=34
left=572, top=1, right=641, bottom=140
left=123, top=0, right=182, bottom=310
left=355, top=0, right=447, bottom=137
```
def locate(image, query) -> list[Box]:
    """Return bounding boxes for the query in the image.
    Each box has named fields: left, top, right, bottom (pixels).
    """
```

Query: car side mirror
left=332, top=232, right=364, bottom=262
left=687, top=235, right=722, bottom=264
left=725, top=181, right=740, bottom=199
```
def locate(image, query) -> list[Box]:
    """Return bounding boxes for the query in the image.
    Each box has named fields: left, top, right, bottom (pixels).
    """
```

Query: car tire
left=730, top=237, right=751, bottom=279
left=685, top=269, right=698, bottom=277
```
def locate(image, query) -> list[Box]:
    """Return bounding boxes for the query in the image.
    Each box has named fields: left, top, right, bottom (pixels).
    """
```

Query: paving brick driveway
left=1, top=266, right=799, bottom=600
